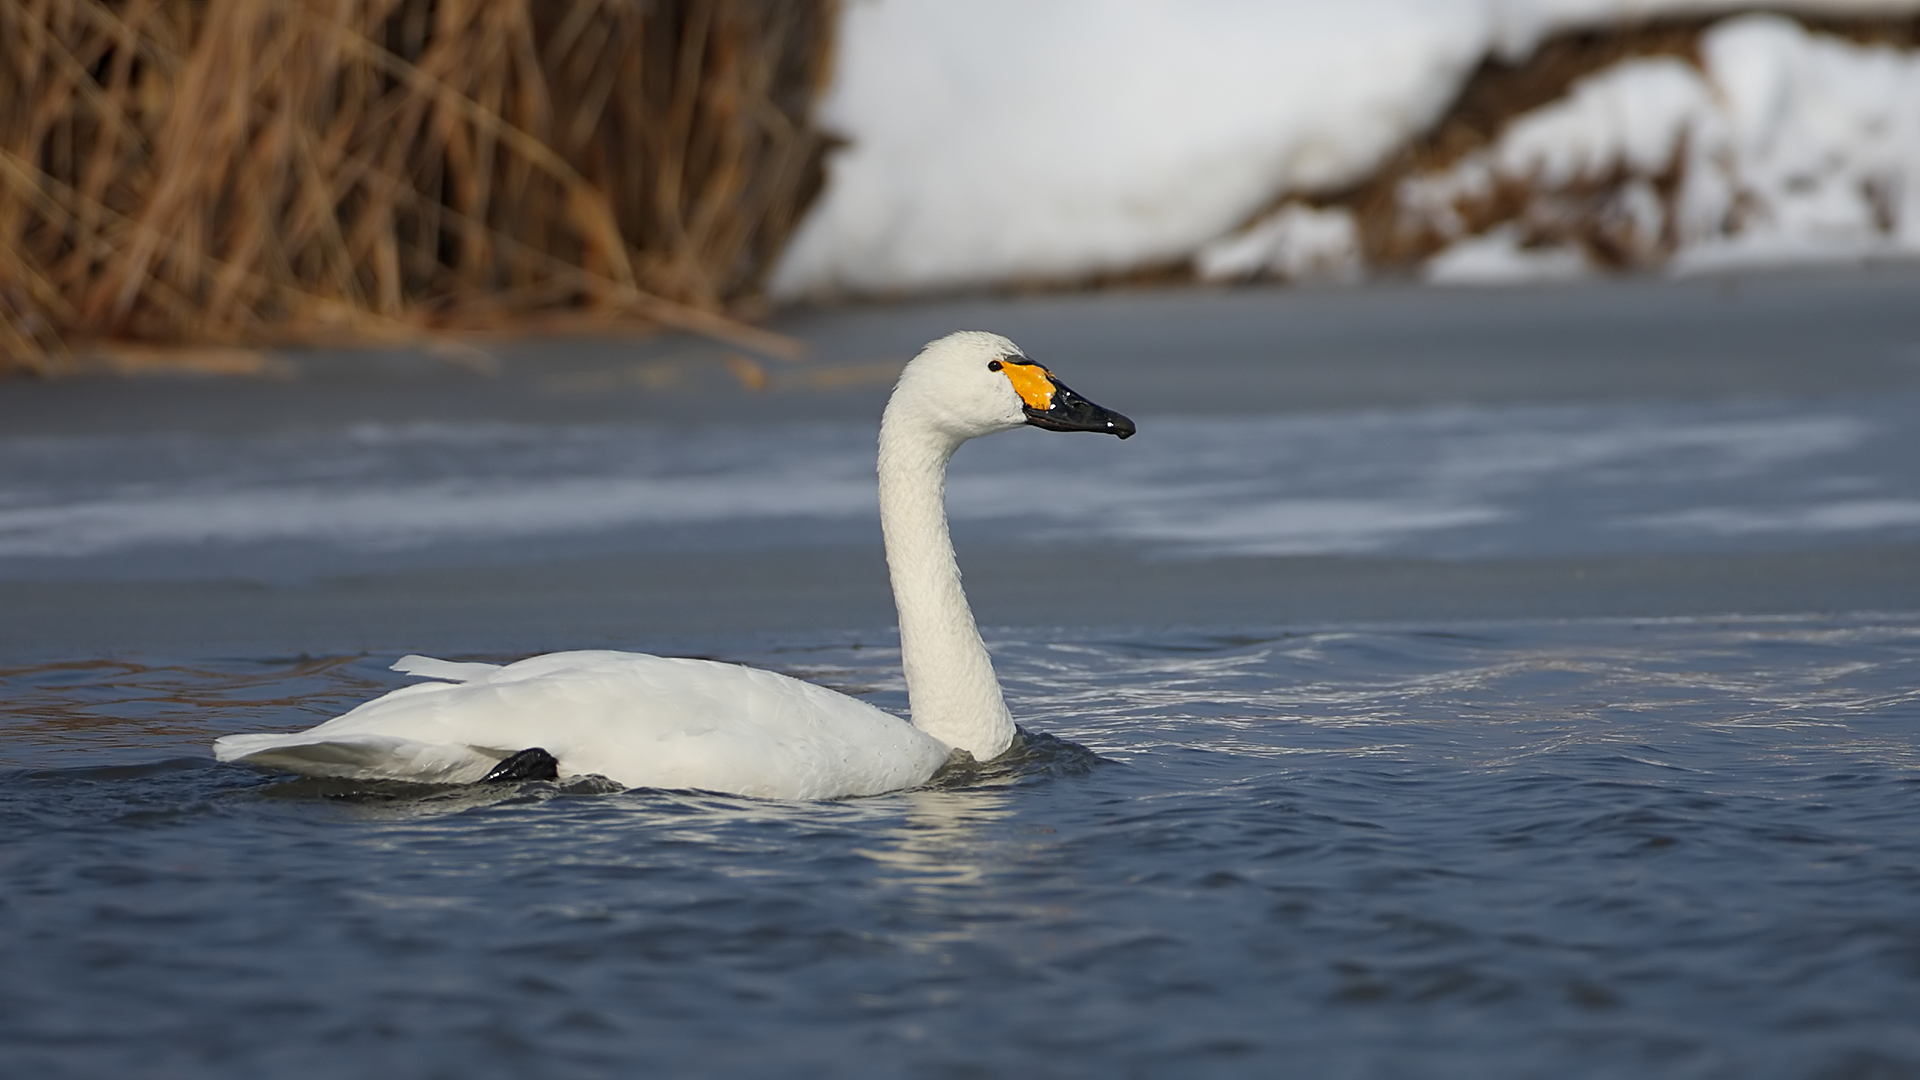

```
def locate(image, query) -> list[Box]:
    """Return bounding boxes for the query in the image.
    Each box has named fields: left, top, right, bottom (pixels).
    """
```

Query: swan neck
left=877, top=413, right=1015, bottom=760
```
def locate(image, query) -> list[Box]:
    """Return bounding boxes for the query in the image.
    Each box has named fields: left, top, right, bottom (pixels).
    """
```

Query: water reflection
left=857, top=787, right=1015, bottom=893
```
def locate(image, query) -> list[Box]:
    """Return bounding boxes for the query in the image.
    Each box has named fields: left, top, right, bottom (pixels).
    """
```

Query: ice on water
left=4, top=396, right=1917, bottom=571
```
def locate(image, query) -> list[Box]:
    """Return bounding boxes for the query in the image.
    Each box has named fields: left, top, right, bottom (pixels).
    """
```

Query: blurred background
left=2, top=0, right=1917, bottom=370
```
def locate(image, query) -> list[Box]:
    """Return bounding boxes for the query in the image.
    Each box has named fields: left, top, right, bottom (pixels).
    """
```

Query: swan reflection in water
left=856, top=787, right=1017, bottom=894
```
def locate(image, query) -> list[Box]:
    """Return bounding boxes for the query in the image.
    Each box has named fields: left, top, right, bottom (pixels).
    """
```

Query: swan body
left=213, top=331, right=1134, bottom=799
left=216, top=651, right=952, bottom=800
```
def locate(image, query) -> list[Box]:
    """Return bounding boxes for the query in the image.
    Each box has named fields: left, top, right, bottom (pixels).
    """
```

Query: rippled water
left=6, top=616, right=1918, bottom=1078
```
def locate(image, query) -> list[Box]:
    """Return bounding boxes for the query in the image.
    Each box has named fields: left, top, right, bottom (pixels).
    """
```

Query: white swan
left=212, top=331, right=1135, bottom=799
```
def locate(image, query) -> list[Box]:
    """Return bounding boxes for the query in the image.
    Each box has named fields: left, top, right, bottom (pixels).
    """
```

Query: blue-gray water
left=5, top=617, right=1919, bottom=1078
left=4, top=394, right=1919, bottom=574
left=5, top=274, right=1920, bottom=1078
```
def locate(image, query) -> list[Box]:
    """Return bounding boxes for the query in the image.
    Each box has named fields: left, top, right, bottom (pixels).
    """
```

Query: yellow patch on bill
left=1001, top=362, right=1056, bottom=410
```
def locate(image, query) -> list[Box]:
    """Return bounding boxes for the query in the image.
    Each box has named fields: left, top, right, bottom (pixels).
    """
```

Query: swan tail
left=391, top=655, right=503, bottom=682
left=213, top=731, right=500, bottom=784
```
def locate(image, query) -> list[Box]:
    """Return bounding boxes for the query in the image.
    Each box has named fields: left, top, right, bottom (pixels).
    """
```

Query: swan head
left=887, top=331, right=1136, bottom=445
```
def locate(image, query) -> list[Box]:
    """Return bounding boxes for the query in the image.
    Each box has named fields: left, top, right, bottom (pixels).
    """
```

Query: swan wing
left=213, top=731, right=498, bottom=784
left=216, top=651, right=952, bottom=799
left=390, top=655, right=502, bottom=682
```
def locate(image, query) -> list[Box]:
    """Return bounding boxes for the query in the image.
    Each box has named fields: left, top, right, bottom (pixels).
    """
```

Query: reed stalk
left=0, top=0, right=835, bottom=375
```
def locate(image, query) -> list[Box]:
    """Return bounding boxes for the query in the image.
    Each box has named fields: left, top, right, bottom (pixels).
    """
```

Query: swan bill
left=1005, top=359, right=1136, bottom=439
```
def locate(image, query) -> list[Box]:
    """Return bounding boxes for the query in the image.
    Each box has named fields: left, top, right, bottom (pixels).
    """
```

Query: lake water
left=5, top=277, right=1920, bottom=1077
left=5, top=616, right=1919, bottom=1078
left=4, top=392, right=1919, bottom=576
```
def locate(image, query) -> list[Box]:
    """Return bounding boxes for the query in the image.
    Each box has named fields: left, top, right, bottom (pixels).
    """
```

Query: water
left=7, top=275, right=1920, bottom=1077
left=5, top=393, right=1920, bottom=577
left=5, top=616, right=1919, bottom=1078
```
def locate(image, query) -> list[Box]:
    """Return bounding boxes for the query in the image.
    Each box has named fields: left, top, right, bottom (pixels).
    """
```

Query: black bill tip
left=1024, top=378, right=1136, bottom=439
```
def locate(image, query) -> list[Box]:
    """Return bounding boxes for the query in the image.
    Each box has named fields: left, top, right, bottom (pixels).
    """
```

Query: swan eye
left=987, top=359, right=1002, bottom=371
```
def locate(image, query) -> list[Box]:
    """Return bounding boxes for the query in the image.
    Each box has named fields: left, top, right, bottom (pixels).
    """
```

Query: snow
left=1497, top=56, right=1719, bottom=186
left=1424, top=226, right=1594, bottom=284
left=1409, top=14, right=1920, bottom=276
left=1193, top=203, right=1363, bottom=283
left=771, top=0, right=1489, bottom=296
left=770, top=1, right=1920, bottom=296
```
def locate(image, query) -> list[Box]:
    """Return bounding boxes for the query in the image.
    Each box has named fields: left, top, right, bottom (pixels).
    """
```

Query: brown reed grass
left=0, top=0, right=836, bottom=376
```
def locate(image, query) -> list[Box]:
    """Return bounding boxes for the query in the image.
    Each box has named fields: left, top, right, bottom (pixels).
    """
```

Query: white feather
left=390, top=654, right=503, bottom=682
left=216, top=651, right=950, bottom=799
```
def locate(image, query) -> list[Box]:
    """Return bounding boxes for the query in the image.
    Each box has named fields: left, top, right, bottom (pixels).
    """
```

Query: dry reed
left=0, top=0, right=836, bottom=375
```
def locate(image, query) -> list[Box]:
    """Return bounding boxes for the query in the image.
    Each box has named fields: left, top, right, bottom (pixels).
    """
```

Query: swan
left=212, top=331, right=1135, bottom=799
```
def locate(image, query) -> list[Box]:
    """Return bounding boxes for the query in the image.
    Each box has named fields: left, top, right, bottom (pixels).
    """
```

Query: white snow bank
left=771, top=0, right=1920, bottom=297
left=1425, top=227, right=1595, bottom=284
left=1193, top=204, right=1364, bottom=283
left=772, top=1, right=1486, bottom=296
left=1405, top=14, right=1920, bottom=279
